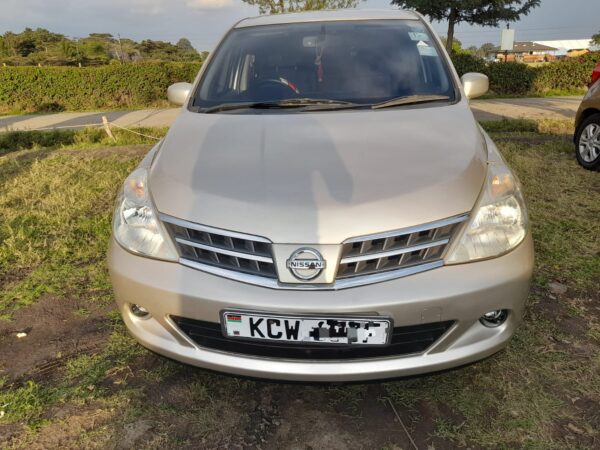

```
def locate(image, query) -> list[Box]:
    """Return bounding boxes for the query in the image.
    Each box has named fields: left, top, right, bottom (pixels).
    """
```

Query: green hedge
left=451, top=52, right=600, bottom=96
left=0, top=62, right=201, bottom=113
left=1, top=54, right=598, bottom=113
left=449, top=53, right=487, bottom=76
left=486, top=61, right=536, bottom=95
left=532, top=54, right=600, bottom=94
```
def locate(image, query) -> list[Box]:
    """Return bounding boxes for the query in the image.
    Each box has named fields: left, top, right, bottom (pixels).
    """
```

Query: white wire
left=106, top=122, right=162, bottom=140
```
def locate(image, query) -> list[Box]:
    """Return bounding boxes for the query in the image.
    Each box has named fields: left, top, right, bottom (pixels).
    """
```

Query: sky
left=0, top=0, right=598, bottom=51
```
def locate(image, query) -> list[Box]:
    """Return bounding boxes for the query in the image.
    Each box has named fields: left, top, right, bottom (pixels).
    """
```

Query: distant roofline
left=235, top=9, right=421, bottom=28
left=490, top=41, right=559, bottom=53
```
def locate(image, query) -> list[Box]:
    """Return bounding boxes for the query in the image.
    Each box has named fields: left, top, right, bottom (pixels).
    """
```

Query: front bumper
left=108, top=234, right=534, bottom=382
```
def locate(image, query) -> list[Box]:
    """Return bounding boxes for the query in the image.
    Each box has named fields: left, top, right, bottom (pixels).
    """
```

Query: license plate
left=221, top=311, right=391, bottom=346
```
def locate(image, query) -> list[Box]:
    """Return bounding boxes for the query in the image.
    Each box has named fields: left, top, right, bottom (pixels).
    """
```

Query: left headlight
left=445, top=163, right=528, bottom=264
left=113, top=167, right=178, bottom=261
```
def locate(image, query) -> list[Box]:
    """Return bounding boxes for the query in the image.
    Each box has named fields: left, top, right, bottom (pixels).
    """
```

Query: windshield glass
left=191, top=20, right=456, bottom=111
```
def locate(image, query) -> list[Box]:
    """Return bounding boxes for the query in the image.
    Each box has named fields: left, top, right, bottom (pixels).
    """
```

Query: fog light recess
left=479, top=309, right=508, bottom=328
left=130, top=304, right=150, bottom=318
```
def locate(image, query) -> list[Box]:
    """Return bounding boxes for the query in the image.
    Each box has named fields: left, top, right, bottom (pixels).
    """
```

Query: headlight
left=445, top=163, right=528, bottom=264
left=113, top=167, right=178, bottom=261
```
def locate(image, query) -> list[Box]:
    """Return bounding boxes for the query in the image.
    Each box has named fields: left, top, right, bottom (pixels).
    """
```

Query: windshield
left=191, top=20, right=456, bottom=112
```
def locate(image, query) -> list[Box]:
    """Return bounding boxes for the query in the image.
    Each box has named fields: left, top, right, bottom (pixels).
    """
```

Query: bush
left=532, top=53, right=600, bottom=94
left=450, top=51, right=599, bottom=96
left=450, top=53, right=487, bottom=77
left=0, top=62, right=201, bottom=114
left=486, top=61, right=535, bottom=96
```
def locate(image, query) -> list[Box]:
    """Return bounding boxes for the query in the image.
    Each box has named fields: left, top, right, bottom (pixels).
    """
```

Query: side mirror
left=461, top=73, right=489, bottom=100
left=167, top=82, right=192, bottom=106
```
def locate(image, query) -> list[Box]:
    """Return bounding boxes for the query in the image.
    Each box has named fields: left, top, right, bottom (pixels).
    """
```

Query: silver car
left=108, top=9, right=533, bottom=381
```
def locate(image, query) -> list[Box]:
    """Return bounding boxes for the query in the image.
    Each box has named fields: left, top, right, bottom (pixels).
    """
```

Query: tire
left=574, top=113, right=600, bottom=171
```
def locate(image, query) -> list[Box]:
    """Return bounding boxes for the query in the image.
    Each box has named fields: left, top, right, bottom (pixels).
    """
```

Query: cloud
left=129, top=0, right=167, bottom=15
left=186, top=0, right=234, bottom=9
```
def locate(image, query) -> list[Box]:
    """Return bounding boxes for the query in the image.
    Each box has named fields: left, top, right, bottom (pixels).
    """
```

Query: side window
left=409, top=27, right=449, bottom=94
left=203, top=46, right=233, bottom=98
left=239, top=54, right=255, bottom=92
left=201, top=46, right=250, bottom=99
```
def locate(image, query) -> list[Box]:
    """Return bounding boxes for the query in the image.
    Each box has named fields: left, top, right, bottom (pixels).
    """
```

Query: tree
left=478, top=42, right=497, bottom=58
left=88, top=33, right=114, bottom=40
left=440, top=36, right=463, bottom=54
left=138, top=39, right=199, bottom=62
left=592, top=32, right=600, bottom=46
left=241, top=0, right=359, bottom=15
left=16, top=37, right=36, bottom=57
left=0, top=28, right=206, bottom=65
left=0, top=36, right=6, bottom=57
left=391, top=1, right=541, bottom=53
left=2, top=32, right=18, bottom=57
left=60, top=40, right=77, bottom=59
left=176, top=38, right=194, bottom=51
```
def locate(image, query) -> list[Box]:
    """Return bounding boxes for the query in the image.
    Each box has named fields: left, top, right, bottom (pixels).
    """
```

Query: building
left=487, top=39, right=597, bottom=63
left=533, top=39, right=594, bottom=57
left=491, top=41, right=559, bottom=63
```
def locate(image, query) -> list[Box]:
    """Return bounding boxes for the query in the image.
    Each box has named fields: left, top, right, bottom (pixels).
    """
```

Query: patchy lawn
left=0, top=121, right=598, bottom=449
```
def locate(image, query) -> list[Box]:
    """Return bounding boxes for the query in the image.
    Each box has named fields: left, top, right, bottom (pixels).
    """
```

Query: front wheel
left=575, top=113, right=600, bottom=171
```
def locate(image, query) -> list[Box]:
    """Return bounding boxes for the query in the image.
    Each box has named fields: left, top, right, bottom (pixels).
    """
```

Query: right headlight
left=445, top=163, right=528, bottom=264
left=113, top=167, right=178, bottom=261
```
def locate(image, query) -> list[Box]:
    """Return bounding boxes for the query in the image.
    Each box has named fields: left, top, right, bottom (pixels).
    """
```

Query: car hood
left=150, top=103, right=486, bottom=244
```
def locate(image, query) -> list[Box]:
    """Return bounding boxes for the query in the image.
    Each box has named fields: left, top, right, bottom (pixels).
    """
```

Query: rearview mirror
left=461, top=73, right=489, bottom=100
left=167, top=82, right=192, bottom=106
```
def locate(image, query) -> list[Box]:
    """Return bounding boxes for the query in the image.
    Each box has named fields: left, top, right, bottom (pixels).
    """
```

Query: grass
left=0, top=127, right=168, bottom=157
left=481, top=89, right=587, bottom=100
left=0, top=101, right=175, bottom=117
left=0, top=121, right=598, bottom=448
left=384, top=119, right=600, bottom=449
left=479, top=117, right=576, bottom=134
left=0, top=150, right=139, bottom=314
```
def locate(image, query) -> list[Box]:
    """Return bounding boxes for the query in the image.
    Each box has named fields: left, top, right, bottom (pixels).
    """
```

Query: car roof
left=234, top=9, right=421, bottom=28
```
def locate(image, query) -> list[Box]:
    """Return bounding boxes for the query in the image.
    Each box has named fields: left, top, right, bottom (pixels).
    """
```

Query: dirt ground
left=2, top=284, right=597, bottom=449
left=0, top=292, right=421, bottom=449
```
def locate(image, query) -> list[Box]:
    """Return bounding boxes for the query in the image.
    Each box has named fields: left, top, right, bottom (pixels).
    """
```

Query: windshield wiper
left=275, top=98, right=358, bottom=107
left=202, top=96, right=449, bottom=113
left=202, top=101, right=283, bottom=113
left=201, top=98, right=360, bottom=113
left=371, top=95, right=450, bottom=110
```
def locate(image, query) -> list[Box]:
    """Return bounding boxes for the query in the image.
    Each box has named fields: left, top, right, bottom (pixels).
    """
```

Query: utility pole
left=500, top=23, right=514, bottom=63
left=74, top=37, right=82, bottom=67
left=505, top=24, right=509, bottom=63
left=117, top=33, right=124, bottom=63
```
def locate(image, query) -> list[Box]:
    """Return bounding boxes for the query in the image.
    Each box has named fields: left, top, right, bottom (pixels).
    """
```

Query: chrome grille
left=336, top=215, right=467, bottom=280
left=160, top=215, right=277, bottom=279
left=159, top=213, right=467, bottom=290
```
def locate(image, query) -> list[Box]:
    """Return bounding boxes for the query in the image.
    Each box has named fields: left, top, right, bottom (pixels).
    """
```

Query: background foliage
left=391, top=0, right=541, bottom=52
left=0, top=63, right=201, bottom=113
left=240, top=0, right=359, bottom=15
left=0, top=28, right=206, bottom=66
